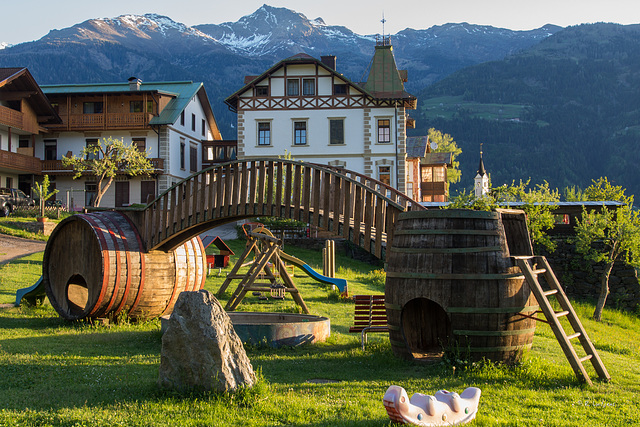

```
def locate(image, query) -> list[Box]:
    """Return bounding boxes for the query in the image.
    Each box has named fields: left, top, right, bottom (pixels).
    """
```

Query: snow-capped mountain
left=0, top=42, right=9, bottom=50
left=0, top=5, right=560, bottom=135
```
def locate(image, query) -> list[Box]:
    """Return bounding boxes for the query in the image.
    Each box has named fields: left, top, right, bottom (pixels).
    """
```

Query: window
left=85, top=139, right=99, bottom=160
left=287, top=79, right=300, bottom=96
left=334, top=84, right=347, bottom=95
left=44, top=139, right=57, bottom=161
left=180, top=139, right=185, bottom=170
left=303, top=79, right=315, bottom=96
left=379, top=166, right=391, bottom=186
left=191, top=114, right=196, bottom=132
left=147, top=101, right=154, bottom=113
left=329, top=119, right=344, bottom=145
left=132, top=138, right=146, bottom=153
left=85, top=182, right=97, bottom=207
left=377, top=119, right=391, bottom=143
left=83, top=102, right=103, bottom=114
left=130, top=100, right=143, bottom=113
left=421, top=167, right=432, bottom=182
left=294, top=121, right=307, bottom=145
left=180, top=111, right=185, bottom=126
left=255, top=86, right=268, bottom=97
left=433, top=167, right=446, bottom=182
left=19, top=138, right=30, bottom=148
left=258, top=122, right=271, bottom=146
left=201, top=119, right=206, bottom=137
left=190, top=144, right=197, bottom=173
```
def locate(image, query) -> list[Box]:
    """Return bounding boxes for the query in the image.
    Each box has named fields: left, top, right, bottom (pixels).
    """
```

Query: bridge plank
left=302, top=166, right=311, bottom=223
left=312, top=169, right=321, bottom=227
left=292, top=164, right=302, bottom=221
left=342, top=180, right=351, bottom=240
left=240, top=162, right=248, bottom=216
left=323, top=171, right=331, bottom=230
left=275, top=162, right=283, bottom=217
left=375, top=197, right=384, bottom=258
left=364, top=190, right=373, bottom=252
left=266, top=161, right=274, bottom=216
left=284, top=163, right=292, bottom=218
left=353, top=185, right=363, bottom=246
left=333, top=175, right=342, bottom=233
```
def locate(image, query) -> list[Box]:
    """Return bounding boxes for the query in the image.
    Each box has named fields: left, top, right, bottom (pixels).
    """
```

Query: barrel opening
left=401, top=298, right=451, bottom=360
left=66, top=274, right=89, bottom=316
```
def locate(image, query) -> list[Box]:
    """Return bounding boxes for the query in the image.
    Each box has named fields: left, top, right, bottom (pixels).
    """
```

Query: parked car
left=0, top=188, right=35, bottom=217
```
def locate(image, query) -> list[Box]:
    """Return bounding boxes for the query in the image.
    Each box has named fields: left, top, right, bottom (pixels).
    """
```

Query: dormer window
left=255, top=86, right=268, bottom=97
left=334, top=84, right=347, bottom=95
left=287, top=79, right=300, bottom=96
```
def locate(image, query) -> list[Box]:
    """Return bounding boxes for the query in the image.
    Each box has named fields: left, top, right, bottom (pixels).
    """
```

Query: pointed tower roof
left=476, top=145, right=487, bottom=177
left=363, top=43, right=415, bottom=106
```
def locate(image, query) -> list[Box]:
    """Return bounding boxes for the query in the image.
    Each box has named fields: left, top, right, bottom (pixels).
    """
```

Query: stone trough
left=162, top=312, right=330, bottom=348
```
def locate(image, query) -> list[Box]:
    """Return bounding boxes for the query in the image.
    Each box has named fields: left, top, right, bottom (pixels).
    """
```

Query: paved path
left=0, top=234, right=46, bottom=266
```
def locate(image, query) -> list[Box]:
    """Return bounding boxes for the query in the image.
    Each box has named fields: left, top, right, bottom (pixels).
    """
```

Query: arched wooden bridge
left=124, top=159, right=426, bottom=258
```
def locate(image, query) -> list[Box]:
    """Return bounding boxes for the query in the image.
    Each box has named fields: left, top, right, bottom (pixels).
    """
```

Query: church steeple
left=474, top=144, right=490, bottom=197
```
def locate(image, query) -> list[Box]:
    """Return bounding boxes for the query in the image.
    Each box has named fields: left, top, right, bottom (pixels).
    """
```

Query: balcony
left=0, top=149, right=42, bottom=174
left=46, top=112, right=153, bottom=131
left=41, top=158, right=165, bottom=176
left=202, top=140, right=238, bottom=168
left=0, top=105, right=24, bottom=129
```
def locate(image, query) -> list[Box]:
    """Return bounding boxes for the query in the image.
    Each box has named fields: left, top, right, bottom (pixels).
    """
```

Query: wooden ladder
left=515, top=256, right=610, bottom=386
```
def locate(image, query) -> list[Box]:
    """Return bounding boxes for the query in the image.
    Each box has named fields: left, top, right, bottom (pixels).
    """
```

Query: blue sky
left=3, top=0, right=639, bottom=45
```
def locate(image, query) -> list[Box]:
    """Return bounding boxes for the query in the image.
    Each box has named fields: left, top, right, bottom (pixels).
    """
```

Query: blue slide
left=280, top=252, right=348, bottom=293
left=15, top=276, right=47, bottom=306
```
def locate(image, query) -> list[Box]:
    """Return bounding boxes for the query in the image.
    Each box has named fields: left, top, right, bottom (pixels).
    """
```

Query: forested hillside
left=413, top=23, right=640, bottom=197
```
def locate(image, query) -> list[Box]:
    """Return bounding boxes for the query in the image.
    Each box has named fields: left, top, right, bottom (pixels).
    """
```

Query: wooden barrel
left=43, top=211, right=205, bottom=321
left=385, top=209, right=538, bottom=363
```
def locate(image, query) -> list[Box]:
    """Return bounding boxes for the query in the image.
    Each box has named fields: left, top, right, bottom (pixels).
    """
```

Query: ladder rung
left=579, top=354, right=593, bottom=363
left=543, top=289, right=558, bottom=297
left=532, top=268, right=546, bottom=275
left=555, top=311, right=570, bottom=318
left=566, top=332, right=581, bottom=340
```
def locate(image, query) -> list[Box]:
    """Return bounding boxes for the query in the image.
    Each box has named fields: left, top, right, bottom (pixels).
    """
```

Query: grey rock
left=158, top=290, right=256, bottom=393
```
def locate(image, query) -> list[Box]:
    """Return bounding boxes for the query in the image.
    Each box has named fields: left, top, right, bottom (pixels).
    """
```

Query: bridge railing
left=142, top=159, right=409, bottom=258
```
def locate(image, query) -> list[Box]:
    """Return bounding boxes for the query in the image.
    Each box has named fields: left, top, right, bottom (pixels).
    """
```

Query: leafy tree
left=573, top=177, right=640, bottom=321
left=31, top=174, right=59, bottom=218
left=62, top=137, right=154, bottom=207
left=427, top=128, right=462, bottom=185
left=447, top=179, right=559, bottom=251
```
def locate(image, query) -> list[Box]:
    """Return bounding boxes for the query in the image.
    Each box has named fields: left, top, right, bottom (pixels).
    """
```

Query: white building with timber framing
left=224, top=39, right=417, bottom=194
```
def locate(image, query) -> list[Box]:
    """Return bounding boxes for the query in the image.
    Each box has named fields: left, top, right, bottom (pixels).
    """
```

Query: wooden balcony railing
left=41, top=158, right=165, bottom=175
left=46, top=112, right=153, bottom=130
left=0, top=149, right=42, bottom=173
left=0, top=105, right=24, bottom=129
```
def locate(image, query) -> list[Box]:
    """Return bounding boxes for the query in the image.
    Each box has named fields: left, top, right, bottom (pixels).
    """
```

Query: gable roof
left=41, top=80, right=221, bottom=139
left=224, top=53, right=375, bottom=112
left=0, top=67, right=61, bottom=125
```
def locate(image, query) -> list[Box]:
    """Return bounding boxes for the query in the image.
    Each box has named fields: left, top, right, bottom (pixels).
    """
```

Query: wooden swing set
left=216, top=228, right=310, bottom=314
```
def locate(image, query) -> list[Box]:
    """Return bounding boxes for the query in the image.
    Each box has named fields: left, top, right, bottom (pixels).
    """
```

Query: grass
left=420, top=95, right=530, bottom=122
left=1, top=241, right=640, bottom=426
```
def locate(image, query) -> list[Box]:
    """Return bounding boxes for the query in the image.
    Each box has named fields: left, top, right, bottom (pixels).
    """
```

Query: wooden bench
left=349, top=295, right=389, bottom=350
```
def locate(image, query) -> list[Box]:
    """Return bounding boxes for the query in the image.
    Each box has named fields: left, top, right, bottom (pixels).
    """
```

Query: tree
left=31, top=174, right=59, bottom=218
left=573, top=178, right=640, bottom=321
left=446, top=179, right=559, bottom=251
left=62, top=137, right=154, bottom=207
left=427, top=128, right=462, bottom=185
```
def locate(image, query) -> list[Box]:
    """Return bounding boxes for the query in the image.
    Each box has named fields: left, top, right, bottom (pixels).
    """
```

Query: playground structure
left=216, top=225, right=347, bottom=313
left=20, top=158, right=608, bottom=383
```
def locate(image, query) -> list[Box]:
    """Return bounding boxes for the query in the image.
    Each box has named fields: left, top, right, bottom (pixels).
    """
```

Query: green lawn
left=0, top=242, right=639, bottom=426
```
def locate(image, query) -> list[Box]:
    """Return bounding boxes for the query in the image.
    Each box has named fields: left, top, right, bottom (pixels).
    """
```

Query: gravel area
left=0, top=234, right=46, bottom=266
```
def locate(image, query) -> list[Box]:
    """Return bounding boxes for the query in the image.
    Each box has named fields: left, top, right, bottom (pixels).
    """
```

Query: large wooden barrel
left=385, top=209, right=539, bottom=363
left=43, top=211, right=206, bottom=321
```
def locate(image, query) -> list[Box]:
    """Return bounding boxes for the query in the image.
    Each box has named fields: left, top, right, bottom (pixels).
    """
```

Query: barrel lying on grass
left=43, top=211, right=206, bottom=321
left=385, top=209, right=539, bottom=363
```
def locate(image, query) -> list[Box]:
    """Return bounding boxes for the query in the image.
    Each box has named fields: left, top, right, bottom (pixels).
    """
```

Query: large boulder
left=158, top=290, right=256, bottom=393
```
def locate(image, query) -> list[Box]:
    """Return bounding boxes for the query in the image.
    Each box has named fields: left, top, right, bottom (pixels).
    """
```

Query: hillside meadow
left=0, top=240, right=639, bottom=426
